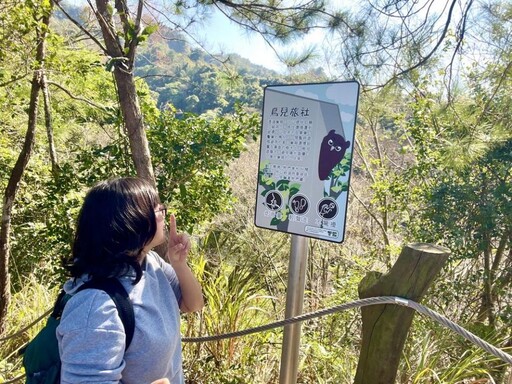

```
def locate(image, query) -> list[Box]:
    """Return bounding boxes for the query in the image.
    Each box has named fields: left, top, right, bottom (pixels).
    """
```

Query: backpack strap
left=50, top=289, right=70, bottom=319
left=77, top=279, right=135, bottom=351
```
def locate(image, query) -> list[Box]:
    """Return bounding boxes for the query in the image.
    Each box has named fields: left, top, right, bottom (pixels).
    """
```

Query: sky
left=192, top=0, right=455, bottom=74
left=63, top=0, right=454, bottom=74
left=190, top=7, right=326, bottom=73
left=64, top=0, right=323, bottom=73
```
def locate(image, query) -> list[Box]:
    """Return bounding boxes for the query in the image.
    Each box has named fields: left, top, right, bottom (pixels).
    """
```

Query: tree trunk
left=112, top=68, right=155, bottom=184
left=477, top=241, right=495, bottom=327
left=0, top=82, right=38, bottom=328
left=92, top=0, right=161, bottom=258
left=41, top=73, right=59, bottom=176
left=354, top=243, right=450, bottom=384
left=94, top=0, right=155, bottom=186
left=0, top=70, right=44, bottom=336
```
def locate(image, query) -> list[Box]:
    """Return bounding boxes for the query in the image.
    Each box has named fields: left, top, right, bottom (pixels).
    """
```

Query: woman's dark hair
left=67, top=177, right=160, bottom=284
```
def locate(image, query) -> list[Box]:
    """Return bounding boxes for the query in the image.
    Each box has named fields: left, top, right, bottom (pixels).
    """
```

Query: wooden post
left=354, top=243, right=451, bottom=384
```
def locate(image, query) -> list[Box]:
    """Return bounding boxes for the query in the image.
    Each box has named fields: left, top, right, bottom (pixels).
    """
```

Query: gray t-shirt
left=57, top=251, right=184, bottom=384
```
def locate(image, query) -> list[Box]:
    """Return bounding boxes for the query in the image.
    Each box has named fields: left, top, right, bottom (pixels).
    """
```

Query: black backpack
left=21, top=278, right=135, bottom=384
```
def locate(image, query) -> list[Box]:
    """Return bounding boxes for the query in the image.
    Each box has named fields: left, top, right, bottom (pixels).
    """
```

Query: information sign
left=254, top=81, right=360, bottom=243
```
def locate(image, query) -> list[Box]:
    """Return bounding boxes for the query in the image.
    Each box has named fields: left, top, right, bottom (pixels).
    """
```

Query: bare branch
left=0, top=71, right=29, bottom=87
left=46, top=80, right=111, bottom=110
left=443, top=0, right=475, bottom=101
left=350, top=185, right=390, bottom=246
left=373, top=0, right=460, bottom=90
left=54, top=1, right=108, bottom=54
left=354, top=137, right=376, bottom=184
left=475, top=58, right=512, bottom=127
left=142, top=2, right=233, bottom=68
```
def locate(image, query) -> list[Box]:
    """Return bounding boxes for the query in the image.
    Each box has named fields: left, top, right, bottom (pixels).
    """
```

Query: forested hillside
left=134, top=26, right=284, bottom=114
left=133, top=30, right=328, bottom=115
left=1, top=0, right=511, bottom=383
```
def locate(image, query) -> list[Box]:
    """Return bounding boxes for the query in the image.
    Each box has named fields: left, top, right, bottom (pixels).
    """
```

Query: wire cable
left=3, top=295, right=511, bottom=377
left=182, top=296, right=512, bottom=365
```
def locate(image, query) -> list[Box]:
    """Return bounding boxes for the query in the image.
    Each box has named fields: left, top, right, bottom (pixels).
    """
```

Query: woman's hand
left=166, top=214, right=204, bottom=313
left=167, top=214, right=190, bottom=266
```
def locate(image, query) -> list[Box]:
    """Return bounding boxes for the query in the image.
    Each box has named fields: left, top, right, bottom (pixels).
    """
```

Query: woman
left=57, top=177, right=204, bottom=384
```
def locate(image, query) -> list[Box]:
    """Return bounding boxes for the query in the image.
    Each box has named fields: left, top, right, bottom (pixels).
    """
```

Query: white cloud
left=340, top=111, right=355, bottom=123
left=326, top=83, right=359, bottom=106
left=294, top=89, right=319, bottom=100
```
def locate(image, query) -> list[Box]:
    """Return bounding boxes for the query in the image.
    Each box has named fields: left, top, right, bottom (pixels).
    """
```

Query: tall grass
left=401, top=319, right=511, bottom=384
left=183, top=252, right=281, bottom=383
left=0, top=275, right=59, bottom=382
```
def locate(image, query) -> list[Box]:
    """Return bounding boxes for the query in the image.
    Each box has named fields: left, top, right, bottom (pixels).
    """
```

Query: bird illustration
left=318, top=130, right=350, bottom=180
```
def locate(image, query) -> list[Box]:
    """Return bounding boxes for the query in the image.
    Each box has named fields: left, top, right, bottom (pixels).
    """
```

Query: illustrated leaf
left=289, top=187, right=300, bottom=197
left=277, top=179, right=289, bottom=191
left=331, top=185, right=343, bottom=193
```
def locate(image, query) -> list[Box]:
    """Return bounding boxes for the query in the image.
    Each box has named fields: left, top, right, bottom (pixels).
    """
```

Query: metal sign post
left=279, top=234, right=309, bottom=384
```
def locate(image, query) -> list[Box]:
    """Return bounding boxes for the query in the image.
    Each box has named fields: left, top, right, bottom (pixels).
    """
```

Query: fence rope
left=0, top=308, right=52, bottom=343
left=2, top=296, right=511, bottom=370
left=182, top=296, right=512, bottom=365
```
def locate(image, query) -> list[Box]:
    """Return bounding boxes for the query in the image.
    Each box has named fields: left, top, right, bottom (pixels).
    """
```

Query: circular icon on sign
left=264, top=190, right=283, bottom=211
left=290, top=194, right=309, bottom=215
left=317, top=198, right=338, bottom=219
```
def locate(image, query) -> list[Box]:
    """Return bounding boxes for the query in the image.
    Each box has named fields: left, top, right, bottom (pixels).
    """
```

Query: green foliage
left=0, top=0, right=44, bottom=64
left=0, top=0, right=124, bottom=293
left=393, top=73, right=512, bottom=328
left=226, top=0, right=324, bottom=42
left=416, top=139, right=512, bottom=328
left=297, top=245, right=366, bottom=383
left=148, top=105, right=260, bottom=232
left=421, top=140, right=511, bottom=258
left=8, top=103, right=260, bottom=284
left=299, top=341, right=356, bottom=384
left=0, top=133, right=17, bottom=190
left=9, top=143, right=133, bottom=289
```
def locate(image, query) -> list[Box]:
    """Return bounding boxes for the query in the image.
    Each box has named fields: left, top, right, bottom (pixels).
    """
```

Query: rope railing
left=0, top=308, right=52, bottom=343
left=2, top=295, right=511, bottom=383
left=181, top=296, right=512, bottom=365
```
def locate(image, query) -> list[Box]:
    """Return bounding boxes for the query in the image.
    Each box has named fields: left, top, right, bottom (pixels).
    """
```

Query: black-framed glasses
left=155, top=205, right=167, bottom=216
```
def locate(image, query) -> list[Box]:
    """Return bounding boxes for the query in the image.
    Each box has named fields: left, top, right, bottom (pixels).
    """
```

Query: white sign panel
left=254, top=81, right=360, bottom=243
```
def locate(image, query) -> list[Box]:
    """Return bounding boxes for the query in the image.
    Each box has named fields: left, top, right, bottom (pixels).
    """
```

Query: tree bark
left=481, top=245, right=495, bottom=326
left=0, top=57, right=47, bottom=336
left=354, top=243, right=450, bottom=384
left=113, top=68, right=155, bottom=185
left=0, top=76, right=39, bottom=329
left=41, top=73, right=59, bottom=176
left=94, top=0, right=156, bottom=186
